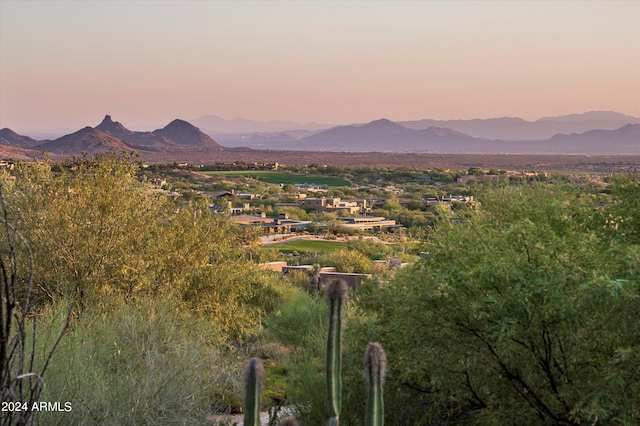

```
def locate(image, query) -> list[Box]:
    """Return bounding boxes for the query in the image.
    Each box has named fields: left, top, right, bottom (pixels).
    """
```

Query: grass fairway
left=202, top=171, right=351, bottom=187
left=262, top=239, right=348, bottom=254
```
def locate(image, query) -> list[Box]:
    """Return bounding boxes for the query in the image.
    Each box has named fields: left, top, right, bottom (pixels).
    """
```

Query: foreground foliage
left=1, top=154, right=279, bottom=339
left=360, top=182, right=640, bottom=424
left=3, top=156, right=638, bottom=424
left=36, top=297, right=244, bottom=425
left=0, top=188, right=70, bottom=426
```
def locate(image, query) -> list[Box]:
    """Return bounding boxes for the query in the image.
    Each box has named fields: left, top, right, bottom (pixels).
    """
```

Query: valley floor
left=139, top=149, right=640, bottom=174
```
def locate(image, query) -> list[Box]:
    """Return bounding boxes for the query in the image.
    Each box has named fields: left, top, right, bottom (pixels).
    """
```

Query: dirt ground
left=136, top=148, right=640, bottom=174
left=10, top=145, right=640, bottom=174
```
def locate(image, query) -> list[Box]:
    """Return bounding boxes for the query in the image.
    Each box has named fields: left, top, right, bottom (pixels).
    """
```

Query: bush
left=36, top=296, right=245, bottom=425
left=265, top=286, right=327, bottom=357
left=360, top=184, right=640, bottom=424
left=324, top=248, right=372, bottom=273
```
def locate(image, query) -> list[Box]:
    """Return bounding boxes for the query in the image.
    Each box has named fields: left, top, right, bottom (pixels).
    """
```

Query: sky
left=1, top=0, right=639, bottom=133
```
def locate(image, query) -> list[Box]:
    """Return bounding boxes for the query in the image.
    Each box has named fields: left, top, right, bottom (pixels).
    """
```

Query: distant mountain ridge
left=0, top=128, right=40, bottom=148
left=538, top=111, right=637, bottom=122
left=36, top=115, right=222, bottom=154
left=1, top=111, right=638, bottom=156
left=206, top=111, right=640, bottom=148
left=95, top=115, right=222, bottom=150
left=398, top=111, right=640, bottom=141
left=295, top=119, right=640, bottom=154
left=154, top=119, right=220, bottom=147
left=542, top=124, right=640, bottom=154
left=297, top=119, right=484, bottom=152
left=38, top=127, right=133, bottom=153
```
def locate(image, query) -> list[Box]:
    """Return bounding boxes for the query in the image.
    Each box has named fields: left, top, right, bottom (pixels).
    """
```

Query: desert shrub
left=264, top=286, right=327, bottom=358
left=324, top=248, right=372, bottom=273
left=36, top=296, right=244, bottom=425
left=345, top=237, right=392, bottom=260
left=282, top=269, right=314, bottom=292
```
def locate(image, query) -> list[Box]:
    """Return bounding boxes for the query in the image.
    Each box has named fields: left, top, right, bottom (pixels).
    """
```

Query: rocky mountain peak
left=96, top=115, right=131, bottom=135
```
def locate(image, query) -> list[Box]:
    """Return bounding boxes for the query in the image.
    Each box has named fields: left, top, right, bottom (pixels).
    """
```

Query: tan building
left=233, top=213, right=310, bottom=234
left=300, top=197, right=366, bottom=214
left=336, top=216, right=396, bottom=231
left=300, top=197, right=340, bottom=212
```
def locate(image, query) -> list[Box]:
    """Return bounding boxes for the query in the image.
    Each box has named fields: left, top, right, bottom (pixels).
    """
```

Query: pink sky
left=1, top=1, right=638, bottom=133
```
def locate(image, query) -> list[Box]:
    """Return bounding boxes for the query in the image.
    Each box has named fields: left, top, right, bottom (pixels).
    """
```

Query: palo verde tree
left=0, top=153, right=278, bottom=340
left=362, top=183, right=640, bottom=424
left=1, top=154, right=167, bottom=306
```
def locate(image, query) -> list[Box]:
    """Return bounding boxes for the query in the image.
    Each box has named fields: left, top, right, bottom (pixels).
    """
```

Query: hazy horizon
left=1, top=1, right=639, bottom=133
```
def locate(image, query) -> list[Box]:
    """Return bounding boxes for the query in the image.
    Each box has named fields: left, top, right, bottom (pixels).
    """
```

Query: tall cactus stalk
left=364, top=342, right=387, bottom=426
left=243, top=357, right=264, bottom=426
left=326, top=279, right=348, bottom=425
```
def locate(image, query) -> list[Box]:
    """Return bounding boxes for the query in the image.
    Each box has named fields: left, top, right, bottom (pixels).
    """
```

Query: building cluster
left=0, top=160, right=15, bottom=170
left=293, top=183, right=328, bottom=192
left=259, top=257, right=408, bottom=289
left=457, top=171, right=543, bottom=184
left=233, top=213, right=311, bottom=234
left=424, top=195, right=474, bottom=207
left=297, top=197, right=369, bottom=214
left=202, top=190, right=477, bottom=235
left=231, top=211, right=397, bottom=235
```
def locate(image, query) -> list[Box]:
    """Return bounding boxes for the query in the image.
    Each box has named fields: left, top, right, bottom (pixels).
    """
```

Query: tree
left=361, top=184, right=640, bottom=424
left=1, top=154, right=278, bottom=339
left=601, top=176, right=640, bottom=244
left=405, top=200, right=424, bottom=211
left=0, top=186, right=71, bottom=426
left=345, top=238, right=392, bottom=260
left=325, top=249, right=371, bottom=274
left=381, top=199, right=402, bottom=214
left=18, top=156, right=168, bottom=304
left=467, top=166, right=484, bottom=176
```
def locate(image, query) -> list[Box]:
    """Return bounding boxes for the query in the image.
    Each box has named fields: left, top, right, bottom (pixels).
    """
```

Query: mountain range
left=397, top=111, right=640, bottom=141
left=293, top=119, right=639, bottom=154
left=2, top=115, right=222, bottom=156
left=208, top=111, right=640, bottom=151
left=297, top=119, right=483, bottom=152
left=1, top=112, right=638, bottom=157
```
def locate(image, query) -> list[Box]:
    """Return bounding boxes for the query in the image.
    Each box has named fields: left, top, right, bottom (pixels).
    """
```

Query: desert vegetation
left=0, top=153, right=638, bottom=425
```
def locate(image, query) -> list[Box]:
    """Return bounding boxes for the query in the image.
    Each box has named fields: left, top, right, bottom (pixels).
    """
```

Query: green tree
left=274, top=206, right=309, bottom=221
left=325, top=248, right=372, bottom=274
left=381, top=199, right=402, bottom=214
left=361, top=184, right=640, bottom=424
left=467, top=166, right=484, bottom=176
left=405, top=200, right=424, bottom=211
left=4, top=155, right=164, bottom=304
left=2, top=154, right=278, bottom=339
left=601, top=176, right=640, bottom=244
left=345, top=238, right=392, bottom=260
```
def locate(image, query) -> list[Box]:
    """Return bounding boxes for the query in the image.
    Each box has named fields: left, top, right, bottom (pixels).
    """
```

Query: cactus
left=236, top=280, right=388, bottom=426
left=243, top=357, right=264, bottom=426
left=364, top=342, right=387, bottom=426
left=326, top=417, right=339, bottom=426
left=326, top=279, right=348, bottom=425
